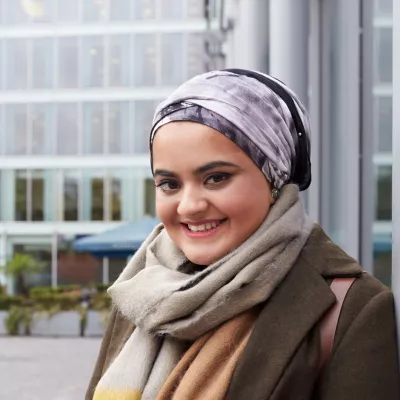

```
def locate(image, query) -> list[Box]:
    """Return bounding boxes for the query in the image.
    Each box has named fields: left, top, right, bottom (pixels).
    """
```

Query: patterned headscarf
left=150, top=70, right=311, bottom=190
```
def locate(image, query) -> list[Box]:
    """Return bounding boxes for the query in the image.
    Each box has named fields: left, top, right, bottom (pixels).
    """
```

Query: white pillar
left=391, top=0, right=400, bottom=354
left=224, top=0, right=269, bottom=72
left=269, top=0, right=309, bottom=105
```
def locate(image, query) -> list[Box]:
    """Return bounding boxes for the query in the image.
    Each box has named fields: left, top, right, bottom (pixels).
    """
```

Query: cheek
left=155, top=193, right=176, bottom=225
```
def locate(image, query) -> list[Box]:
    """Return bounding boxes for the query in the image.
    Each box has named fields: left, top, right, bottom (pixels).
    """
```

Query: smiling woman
left=86, top=70, right=400, bottom=400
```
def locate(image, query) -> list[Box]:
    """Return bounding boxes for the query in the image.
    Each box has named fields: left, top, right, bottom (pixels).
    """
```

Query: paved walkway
left=0, top=337, right=102, bottom=400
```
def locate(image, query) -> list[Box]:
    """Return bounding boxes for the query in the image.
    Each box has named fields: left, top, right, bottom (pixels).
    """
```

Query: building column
left=391, top=0, right=400, bottom=354
left=269, top=0, right=309, bottom=106
left=224, top=0, right=269, bottom=72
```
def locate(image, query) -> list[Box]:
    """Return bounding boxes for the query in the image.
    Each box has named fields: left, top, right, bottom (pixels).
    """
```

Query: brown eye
left=156, top=180, right=180, bottom=192
left=205, top=173, right=231, bottom=185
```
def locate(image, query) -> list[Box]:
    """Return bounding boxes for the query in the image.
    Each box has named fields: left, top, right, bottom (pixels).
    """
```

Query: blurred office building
left=0, top=0, right=221, bottom=289
left=0, top=0, right=395, bottom=291
left=212, top=0, right=394, bottom=285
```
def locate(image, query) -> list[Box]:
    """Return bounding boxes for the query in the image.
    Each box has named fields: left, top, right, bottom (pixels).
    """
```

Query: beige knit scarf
left=93, top=184, right=313, bottom=400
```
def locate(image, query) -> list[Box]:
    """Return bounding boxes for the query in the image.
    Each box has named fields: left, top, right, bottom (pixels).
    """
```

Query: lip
left=181, top=219, right=226, bottom=238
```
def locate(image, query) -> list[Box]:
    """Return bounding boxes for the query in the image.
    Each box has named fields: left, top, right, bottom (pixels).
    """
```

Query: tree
left=0, top=253, right=44, bottom=296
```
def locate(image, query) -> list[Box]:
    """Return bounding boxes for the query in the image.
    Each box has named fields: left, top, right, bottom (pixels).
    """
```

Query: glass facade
left=0, top=0, right=205, bottom=24
left=0, top=0, right=215, bottom=289
left=0, top=168, right=155, bottom=222
left=372, top=0, right=393, bottom=285
left=0, top=101, right=164, bottom=155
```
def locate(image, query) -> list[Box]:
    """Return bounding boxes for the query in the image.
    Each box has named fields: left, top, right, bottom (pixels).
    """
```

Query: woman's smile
left=181, top=218, right=227, bottom=238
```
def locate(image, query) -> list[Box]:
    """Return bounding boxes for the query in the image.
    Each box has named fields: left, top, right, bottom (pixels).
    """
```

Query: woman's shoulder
left=301, top=225, right=388, bottom=285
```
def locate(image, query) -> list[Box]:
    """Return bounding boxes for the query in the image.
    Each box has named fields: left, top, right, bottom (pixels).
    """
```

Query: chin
left=184, top=250, right=225, bottom=266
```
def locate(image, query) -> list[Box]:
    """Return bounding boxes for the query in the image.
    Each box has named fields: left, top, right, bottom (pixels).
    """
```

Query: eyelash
left=155, top=173, right=232, bottom=193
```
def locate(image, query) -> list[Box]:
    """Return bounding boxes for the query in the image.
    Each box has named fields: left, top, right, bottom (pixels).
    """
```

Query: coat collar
left=226, top=225, right=362, bottom=400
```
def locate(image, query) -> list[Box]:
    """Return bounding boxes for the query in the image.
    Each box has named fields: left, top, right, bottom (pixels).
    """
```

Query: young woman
left=86, top=69, right=400, bottom=400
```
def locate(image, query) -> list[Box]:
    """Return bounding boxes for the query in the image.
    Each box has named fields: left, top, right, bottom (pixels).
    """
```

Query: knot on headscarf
left=150, top=70, right=311, bottom=190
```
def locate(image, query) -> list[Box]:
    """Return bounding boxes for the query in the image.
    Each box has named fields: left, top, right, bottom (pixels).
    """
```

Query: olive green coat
left=86, top=226, right=400, bottom=400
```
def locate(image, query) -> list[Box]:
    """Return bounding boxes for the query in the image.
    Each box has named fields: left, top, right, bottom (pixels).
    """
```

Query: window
left=145, top=178, right=156, bottom=216
left=375, top=165, right=392, bottom=221
left=31, top=104, right=54, bottom=155
left=5, top=104, right=28, bottom=155
left=375, top=96, right=392, bottom=153
left=63, top=170, right=80, bottom=221
left=57, top=104, right=79, bottom=155
left=374, top=248, right=392, bottom=287
left=110, top=0, right=131, bottom=20
left=5, top=39, right=28, bottom=90
left=133, top=34, right=157, bottom=86
left=375, top=0, right=393, bottom=15
left=187, top=0, right=205, bottom=18
left=5, top=1, right=30, bottom=24
left=160, top=0, right=183, bottom=19
left=134, top=101, right=156, bottom=153
left=15, top=170, right=28, bottom=221
left=108, top=169, right=132, bottom=221
left=30, top=0, right=55, bottom=23
left=82, top=36, right=105, bottom=88
left=31, top=170, right=45, bottom=221
left=58, top=37, right=79, bottom=88
left=109, top=35, right=130, bottom=87
left=187, top=34, right=206, bottom=79
left=84, top=0, right=108, bottom=21
left=82, top=170, right=105, bottom=221
left=133, top=0, right=156, bottom=19
left=83, top=102, right=104, bottom=154
left=57, top=0, right=79, bottom=22
left=33, top=38, right=54, bottom=89
left=110, top=175, right=122, bottom=221
left=161, top=34, right=184, bottom=85
left=374, top=28, right=393, bottom=84
left=108, top=102, right=130, bottom=154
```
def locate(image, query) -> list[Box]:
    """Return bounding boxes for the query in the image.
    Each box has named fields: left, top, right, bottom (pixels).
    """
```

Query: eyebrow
left=153, top=161, right=240, bottom=178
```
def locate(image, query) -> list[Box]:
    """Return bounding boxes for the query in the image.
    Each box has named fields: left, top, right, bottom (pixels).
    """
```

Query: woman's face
left=152, top=121, right=274, bottom=265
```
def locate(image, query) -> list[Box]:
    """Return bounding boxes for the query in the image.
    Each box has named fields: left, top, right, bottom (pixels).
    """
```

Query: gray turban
left=150, top=70, right=311, bottom=190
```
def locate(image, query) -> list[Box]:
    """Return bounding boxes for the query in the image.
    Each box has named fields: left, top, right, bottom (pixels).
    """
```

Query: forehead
left=152, top=121, right=248, bottom=165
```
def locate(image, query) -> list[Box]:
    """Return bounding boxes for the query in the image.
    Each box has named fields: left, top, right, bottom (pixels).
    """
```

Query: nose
left=177, top=186, right=208, bottom=217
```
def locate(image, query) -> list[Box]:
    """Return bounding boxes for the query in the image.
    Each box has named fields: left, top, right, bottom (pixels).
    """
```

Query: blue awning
left=73, top=217, right=160, bottom=257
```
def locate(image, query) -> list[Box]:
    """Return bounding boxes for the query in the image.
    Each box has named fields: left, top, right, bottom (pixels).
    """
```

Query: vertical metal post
left=360, top=0, right=374, bottom=273
left=269, top=0, right=309, bottom=207
left=224, top=0, right=269, bottom=72
left=391, top=0, right=400, bottom=352
left=269, top=0, right=309, bottom=106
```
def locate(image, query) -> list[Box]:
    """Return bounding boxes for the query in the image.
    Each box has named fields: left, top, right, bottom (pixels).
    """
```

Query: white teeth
left=187, top=221, right=221, bottom=232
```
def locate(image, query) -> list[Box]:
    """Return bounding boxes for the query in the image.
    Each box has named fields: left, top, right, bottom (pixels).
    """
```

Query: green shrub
left=90, top=292, right=111, bottom=311
left=0, top=295, right=24, bottom=311
left=5, top=306, right=31, bottom=335
left=32, top=293, right=81, bottom=311
left=29, top=285, right=81, bottom=297
left=95, top=283, right=110, bottom=293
